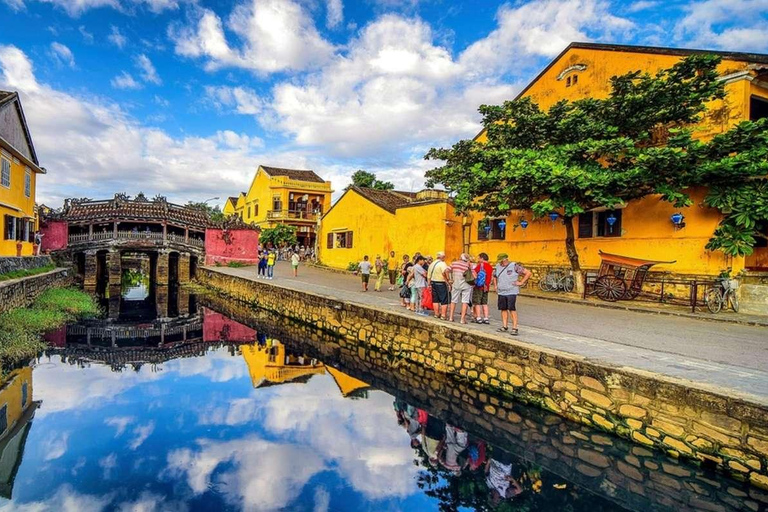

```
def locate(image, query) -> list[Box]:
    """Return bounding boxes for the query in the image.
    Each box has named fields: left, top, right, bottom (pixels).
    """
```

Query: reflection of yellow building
left=326, top=366, right=371, bottom=398
left=0, top=366, right=39, bottom=498
left=242, top=340, right=325, bottom=388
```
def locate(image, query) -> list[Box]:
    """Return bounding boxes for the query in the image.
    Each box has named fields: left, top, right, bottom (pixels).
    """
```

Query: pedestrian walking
left=258, top=250, right=267, bottom=278
left=473, top=252, right=493, bottom=324
left=449, top=253, right=474, bottom=324
left=266, top=250, right=276, bottom=279
left=427, top=252, right=451, bottom=319
left=358, top=255, right=372, bottom=291
left=291, top=251, right=300, bottom=277
left=374, top=255, right=386, bottom=292
left=399, top=254, right=413, bottom=307
left=387, top=250, right=397, bottom=290
left=491, top=253, right=531, bottom=335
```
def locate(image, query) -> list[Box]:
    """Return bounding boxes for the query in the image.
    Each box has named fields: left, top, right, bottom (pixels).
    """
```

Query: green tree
left=187, top=201, right=226, bottom=222
left=425, top=55, right=768, bottom=292
left=347, top=170, right=395, bottom=190
left=260, top=223, right=298, bottom=248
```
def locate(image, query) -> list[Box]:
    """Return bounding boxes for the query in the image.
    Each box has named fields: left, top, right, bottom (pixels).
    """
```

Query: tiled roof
left=226, top=196, right=239, bottom=205
left=351, top=186, right=413, bottom=214
left=260, top=166, right=325, bottom=183
left=0, top=90, right=15, bottom=107
left=61, top=195, right=211, bottom=229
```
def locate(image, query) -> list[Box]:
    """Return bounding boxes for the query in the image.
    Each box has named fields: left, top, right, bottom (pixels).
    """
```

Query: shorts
left=361, top=274, right=370, bottom=284
left=292, top=263, right=299, bottom=268
left=432, top=282, right=450, bottom=306
left=472, top=288, right=488, bottom=305
left=497, top=294, right=518, bottom=311
left=451, top=284, right=472, bottom=304
left=411, top=286, right=424, bottom=304
left=388, top=270, right=397, bottom=285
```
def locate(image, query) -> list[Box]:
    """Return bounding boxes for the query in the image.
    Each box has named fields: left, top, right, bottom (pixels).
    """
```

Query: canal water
left=0, top=273, right=763, bottom=511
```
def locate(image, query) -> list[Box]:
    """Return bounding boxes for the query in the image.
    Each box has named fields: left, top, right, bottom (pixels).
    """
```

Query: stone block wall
left=202, top=293, right=768, bottom=511
left=0, top=256, right=53, bottom=275
left=198, top=267, right=768, bottom=488
left=0, top=268, right=72, bottom=314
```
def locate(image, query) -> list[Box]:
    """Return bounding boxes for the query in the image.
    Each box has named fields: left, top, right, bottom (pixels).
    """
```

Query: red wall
left=204, top=228, right=259, bottom=266
left=41, top=220, right=68, bottom=252
left=202, top=308, right=257, bottom=343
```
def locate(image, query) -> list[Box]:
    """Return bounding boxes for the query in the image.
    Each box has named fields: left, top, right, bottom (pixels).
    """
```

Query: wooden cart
left=592, top=251, right=676, bottom=302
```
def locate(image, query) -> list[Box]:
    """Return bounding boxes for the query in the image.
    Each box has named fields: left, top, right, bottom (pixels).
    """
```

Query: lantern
left=520, top=219, right=528, bottom=229
left=548, top=211, right=559, bottom=229
left=484, top=223, right=492, bottom=236
left=606, top=212, right=617, bottom=234
left=671, top=212, right=685, bottom=231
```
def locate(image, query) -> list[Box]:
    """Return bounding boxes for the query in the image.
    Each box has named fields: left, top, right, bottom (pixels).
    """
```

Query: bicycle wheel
left=705, top=287, right=722, bottom=314
left=730, top=291, right=740, bottom=313
left=539, top=276, right=550, bottom=292
left=562, top=276, right=574, bottom=293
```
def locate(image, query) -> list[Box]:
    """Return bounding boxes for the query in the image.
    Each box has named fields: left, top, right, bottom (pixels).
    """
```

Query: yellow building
left=222, top=195, right=242, bottom=218
left=318, top=186, right=463, bottom=270
left=237, top=165, right=333, bottom=247
left=0, top=366, right=38, bottom=498
left=0, top=91, right=45, bottom=257
left=469, top=42, right=768, bottom=276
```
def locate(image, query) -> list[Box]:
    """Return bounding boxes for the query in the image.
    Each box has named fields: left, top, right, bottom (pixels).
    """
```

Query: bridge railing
left=67, top=231, right=205, bottom=248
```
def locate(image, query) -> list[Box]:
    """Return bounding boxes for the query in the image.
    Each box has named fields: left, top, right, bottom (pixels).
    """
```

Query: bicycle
left=704, top=278, right=739, bottom=314
left=538, top=269, right=575, bottom=293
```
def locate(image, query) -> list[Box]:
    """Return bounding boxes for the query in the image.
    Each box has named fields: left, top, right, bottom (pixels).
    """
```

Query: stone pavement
left=211, top=262, right=768, bottom=405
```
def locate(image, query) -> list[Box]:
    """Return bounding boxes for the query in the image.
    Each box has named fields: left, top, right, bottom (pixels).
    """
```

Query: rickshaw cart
left=592, top=251, right=676, bottom=302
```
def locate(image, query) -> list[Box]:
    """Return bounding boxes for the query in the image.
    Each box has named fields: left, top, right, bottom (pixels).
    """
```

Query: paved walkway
left=211, top=263, right=768, bottom=405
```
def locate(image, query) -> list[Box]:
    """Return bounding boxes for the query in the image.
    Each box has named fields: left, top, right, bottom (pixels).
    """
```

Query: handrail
left=67, top=231, right=205, bottom=247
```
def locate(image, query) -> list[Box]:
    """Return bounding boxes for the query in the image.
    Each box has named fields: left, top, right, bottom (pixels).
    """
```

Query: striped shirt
left=450, top=260, right=471, bottom=282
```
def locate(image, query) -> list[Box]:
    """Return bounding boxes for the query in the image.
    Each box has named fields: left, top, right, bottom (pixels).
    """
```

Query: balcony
left=266, top=210, right=319, bottom=222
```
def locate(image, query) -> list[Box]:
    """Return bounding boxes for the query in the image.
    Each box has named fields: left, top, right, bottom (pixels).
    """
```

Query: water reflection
left=0, top=300, right=764, bottom=510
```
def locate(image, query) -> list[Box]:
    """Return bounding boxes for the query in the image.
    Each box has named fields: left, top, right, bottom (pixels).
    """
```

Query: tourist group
left=356, top=251, right=532, bottom=336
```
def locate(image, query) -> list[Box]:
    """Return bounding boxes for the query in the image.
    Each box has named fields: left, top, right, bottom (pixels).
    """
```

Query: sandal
left=510, top=328, right=519, bottom=336
left=497, top=327, right=508, bottom=332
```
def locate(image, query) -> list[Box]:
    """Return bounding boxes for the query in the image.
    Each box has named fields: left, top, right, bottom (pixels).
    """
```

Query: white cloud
left=9, top=0, right=178, bottom=16
left=99, top=452, right=118, bottom=479
left=105, top=416, right=135, bottom=437
left=204, top=85, right=262, bottom=114
left=0, top=485, right=111, bottom=512
left=42, top=431, right=70, bottom=460
left=128, top=421, right=156, bottom=450
left=1, top=0, right=25, bottom=11
left=326, top=0, right=343, bottom=28
left=50, top=42, right=75, bottom=68
left=111, top=71, right=142, bottom=90
left=79, top=25, right=95, bottom=43
left=135, top=54, right=161, bottom=84
left=626, top=0, right=659, bottom=12
left=675, top=0, right=768, bottom=51
left=169, top=0, right=335, bottom=73
left=108, top=25, right=128, bottom=49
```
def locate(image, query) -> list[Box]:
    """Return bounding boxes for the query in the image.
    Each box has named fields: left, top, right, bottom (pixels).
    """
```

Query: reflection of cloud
left=116, top=491, right=188, bottom=512
left=197, top=397, right=261, bottom=426
left=166, top=436, right=324, bottom=511
left=128, top=421, right=156, bottom=450
left=314, top=486, right=330, bottom=512
left=99, top=453, right=118, bottom=479
left=43, top=431, right=69, bottom=461
left=105, top=416, right=135, bottom=437
left=0, top=484, right=110, bottom=512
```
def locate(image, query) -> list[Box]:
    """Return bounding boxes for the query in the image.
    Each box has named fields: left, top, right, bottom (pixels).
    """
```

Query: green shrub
left=33, top=288, right=100, bottom=318
left=347, top=262, right=359, bottom=272
left=227, top=261, right=247, bottom=268
left=0, top=264, right=56, bottom=282
left=0, top=309, right=68, bottom=335
left=0, top=330, right=46, bottom=369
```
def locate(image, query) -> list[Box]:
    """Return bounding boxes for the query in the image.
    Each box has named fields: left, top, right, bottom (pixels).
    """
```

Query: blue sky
left=0, top=0, right=766, bottom=210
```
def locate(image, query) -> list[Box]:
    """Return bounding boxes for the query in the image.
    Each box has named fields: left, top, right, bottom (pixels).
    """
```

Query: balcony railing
left=266, top=210, right=318, bottom=221
left=68, top=231, right=204, bottom=247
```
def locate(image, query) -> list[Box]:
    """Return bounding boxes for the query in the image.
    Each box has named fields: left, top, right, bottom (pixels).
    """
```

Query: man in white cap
left=491, top=253, right=531, bottom=335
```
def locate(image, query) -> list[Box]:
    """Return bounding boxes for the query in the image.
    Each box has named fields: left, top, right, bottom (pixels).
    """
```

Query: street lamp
left=203, top=196, right=220, bottom=204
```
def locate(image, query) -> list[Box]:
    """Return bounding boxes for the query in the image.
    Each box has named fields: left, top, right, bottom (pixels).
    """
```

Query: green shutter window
left=0, top=158, right=9, bottom=187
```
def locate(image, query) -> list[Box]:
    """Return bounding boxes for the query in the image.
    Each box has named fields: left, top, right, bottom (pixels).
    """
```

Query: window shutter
left=326, top=233, right=333, bottom=249
left=346, top=231, right=353, bottom=248
left=15, top=218, right=23, bottom=241
left=578, top=213, right=593, bottom=238
left=3, top=215, right=9, bottom=240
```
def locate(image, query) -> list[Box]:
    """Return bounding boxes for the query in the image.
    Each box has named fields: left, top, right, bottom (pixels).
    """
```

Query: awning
left=598, top=250, right=676, bottom=268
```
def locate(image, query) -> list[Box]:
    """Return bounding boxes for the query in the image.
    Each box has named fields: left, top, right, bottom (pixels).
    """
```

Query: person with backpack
left=491, top=253, right=531, bottom=336
left=473, top=253, right=493, bottom=324
left=448, top=253, right=474, bottom=324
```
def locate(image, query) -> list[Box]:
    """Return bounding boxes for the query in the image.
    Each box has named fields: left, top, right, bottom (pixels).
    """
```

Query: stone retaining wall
left=198, top=267, right=768, bottom=490
left=0, top=256, right=53, bottom=275
left=201, top=293, right=768, bottom=511
left=0, top=268, right=72, bottom=314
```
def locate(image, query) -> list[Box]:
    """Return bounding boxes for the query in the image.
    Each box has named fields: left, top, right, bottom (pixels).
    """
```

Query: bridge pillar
left=107, top=285, right=121, bottom=319
left=178, top=287, right=190, bottom=316
left=83, top=250, right=98, bottom=290
left=179, top=253, right=191, bottom=284
left=156, top=285, right=168, bottom=319
left=107, top=250, right=122, bottom=287
left=156, top=251, right=169, bottom=286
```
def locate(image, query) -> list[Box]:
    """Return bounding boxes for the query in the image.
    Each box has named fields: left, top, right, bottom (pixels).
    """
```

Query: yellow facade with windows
left=468, top=43, right=768, bottom=275
left=233, top=166, right=332, bottom=247
left=0, top=91, right=44, bottom=257
left=318, top=187, right=462, bottom=270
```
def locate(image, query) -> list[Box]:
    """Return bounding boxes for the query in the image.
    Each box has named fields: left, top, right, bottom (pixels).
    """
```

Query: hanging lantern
left=606, top=212, right=617, bottom=234
left=671, top=212, right=685, bottom=231
left=520, top=219, right=529, bottom=229
left=498, top=219, right=507, bottom=232
left=483, top=223, right=492, bottom=237
left=548, top=211, right=559, bottom=230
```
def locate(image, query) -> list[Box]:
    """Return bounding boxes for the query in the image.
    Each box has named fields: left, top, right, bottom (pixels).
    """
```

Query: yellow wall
left=0, top=367, right=32, bottom=440
left=468, top=46, right=766, bottom=276
left=319, top=190, right=462, bottom=269
left=0, top=149, right=37, bottom=257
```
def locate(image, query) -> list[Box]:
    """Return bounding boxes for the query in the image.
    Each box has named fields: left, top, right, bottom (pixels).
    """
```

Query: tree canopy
left=425, top=54, right=768, bottom=288
left=187, top=201, right=226, bottom=222
left=346, top=170, right=395, bottom=190
left=260, top=223, right=297, bottom=248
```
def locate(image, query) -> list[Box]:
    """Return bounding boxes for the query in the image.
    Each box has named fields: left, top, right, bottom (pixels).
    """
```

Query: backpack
left=475, top=265, right=488, bottom=288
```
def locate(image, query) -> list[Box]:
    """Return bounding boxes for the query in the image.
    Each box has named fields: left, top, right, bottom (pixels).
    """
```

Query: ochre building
left=0, top=91, right=45, bottom=257
left=227, top=165, right=332, bottom=248
left=469, top=42, right=768, bottom=277
left=318, top=186, right=462, bottom=270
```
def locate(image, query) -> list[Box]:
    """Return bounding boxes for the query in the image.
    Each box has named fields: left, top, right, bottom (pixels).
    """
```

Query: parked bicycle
left=704, top=277, right=739, bottom=314
left=539, top=269, right=575, bottom=293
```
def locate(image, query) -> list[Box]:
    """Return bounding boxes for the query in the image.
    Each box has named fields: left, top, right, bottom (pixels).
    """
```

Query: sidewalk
left=210, top=262, right=768, bottom=405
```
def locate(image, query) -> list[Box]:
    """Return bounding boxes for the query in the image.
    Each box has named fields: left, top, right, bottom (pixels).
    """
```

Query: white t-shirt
left=291, top=254, right=300, bottom=265
left=359, top=261, right=372, bottom=275
left=486, top=458, right=513, bottom=497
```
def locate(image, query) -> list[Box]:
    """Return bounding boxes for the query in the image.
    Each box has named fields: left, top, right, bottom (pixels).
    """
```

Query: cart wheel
left=730, top=292, right=739, bottom=313
left=705, top=287, right=722, bottom=314
left=626, top=286, right=641, bottom=299
left=539, top=277, right=550, bottom=292
left=594, top=275, right=627, bottom=302
left=563, top=276, right=574, bottom=293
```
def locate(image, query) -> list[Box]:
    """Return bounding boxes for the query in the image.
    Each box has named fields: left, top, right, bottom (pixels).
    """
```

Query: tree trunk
left=563, top=216, right=584, bottom=295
